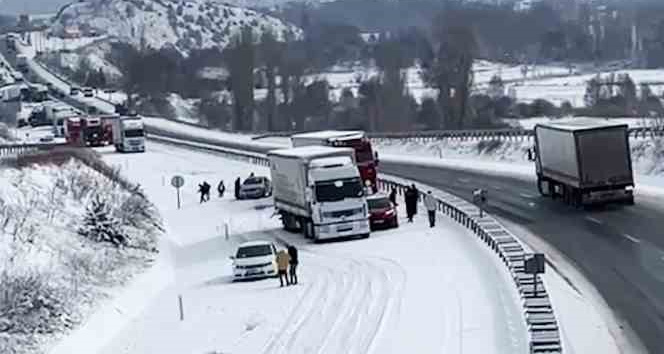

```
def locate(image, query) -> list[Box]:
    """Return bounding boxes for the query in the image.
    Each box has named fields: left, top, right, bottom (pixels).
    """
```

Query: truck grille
left=325, top=208, right=362, bottom=218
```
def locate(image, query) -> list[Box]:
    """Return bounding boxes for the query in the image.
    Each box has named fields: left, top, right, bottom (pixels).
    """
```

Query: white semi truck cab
left=269, top=146, right=370, bottom=241
left=111, top=116, right=146, bottom=152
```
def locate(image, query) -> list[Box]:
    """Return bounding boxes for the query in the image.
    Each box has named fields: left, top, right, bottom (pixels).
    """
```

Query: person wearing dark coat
left=234, top=177, right=241, bottom=200
left=198, top=183, right=206, bottom=203
left=217, top=180, right=226, bottom=198
left=202, top=181, right=211, bottom=201
left=405, top=185, right=419, bottom=222
left=389, top=187, right=398, bottom=206
left=287, top=245, right=299, bottom=285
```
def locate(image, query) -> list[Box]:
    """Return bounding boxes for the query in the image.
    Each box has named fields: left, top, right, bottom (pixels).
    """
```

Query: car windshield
left=368, top=197, right=391, bottom=210
left=124, top=129, right=144, bottom=138
left=315, top=177, right=364, bottom=202
left=236, top=245, right=272, bottom=258
left=244, top=177, right=262, bottom=185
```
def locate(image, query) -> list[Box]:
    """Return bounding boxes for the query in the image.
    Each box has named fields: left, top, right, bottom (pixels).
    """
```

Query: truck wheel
left=303, top=220, right=316, bottom=240
left=537, top=176, right=547, bottom=196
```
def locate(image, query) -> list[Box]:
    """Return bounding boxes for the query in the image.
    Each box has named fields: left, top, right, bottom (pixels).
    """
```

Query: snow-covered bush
left=0, top=158, right=161, bottom=353
left=0, top=270, right=73, bottom=336
left=78, top=195, right=127, bottom=247
left=0, top=123, right=12, bottom=142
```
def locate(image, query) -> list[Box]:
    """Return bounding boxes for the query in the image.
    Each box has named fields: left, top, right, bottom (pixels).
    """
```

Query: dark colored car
left=367, top=193, right=398, bottom=230
left=239, top=176, right=272, bottom=199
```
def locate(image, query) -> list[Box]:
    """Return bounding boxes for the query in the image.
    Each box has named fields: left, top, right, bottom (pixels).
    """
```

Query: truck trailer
left=534, top=119, right=634, bottom=206
left=291, top=131, right=379, bottom=191
left=268, top=146, right=370, bottom=241
left=111, top=116, right=146, bottom=152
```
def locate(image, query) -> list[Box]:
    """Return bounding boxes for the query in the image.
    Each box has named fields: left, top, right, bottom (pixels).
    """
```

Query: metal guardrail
left=146, top=132, right=562, bottom=354
left=253, top=126, right=664, bottom=143
left=0, top=142, right=67, bottom=157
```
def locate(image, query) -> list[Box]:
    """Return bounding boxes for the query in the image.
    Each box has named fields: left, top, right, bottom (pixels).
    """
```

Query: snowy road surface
left=93, top=142, right=528, bottom=354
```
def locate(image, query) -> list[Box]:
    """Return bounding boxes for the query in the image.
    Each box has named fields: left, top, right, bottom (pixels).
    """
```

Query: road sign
left=171, top=175, right=185, bottom=209
left=171, top=175, right=184, bottom=188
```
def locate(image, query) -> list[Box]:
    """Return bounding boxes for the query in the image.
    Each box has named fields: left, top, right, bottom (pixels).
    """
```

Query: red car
left=367, top=193, right=398, bottom=230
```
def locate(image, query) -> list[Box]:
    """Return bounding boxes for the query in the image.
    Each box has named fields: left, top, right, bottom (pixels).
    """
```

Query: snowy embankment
left=88, top=141, right=531, bottom=353
left=0, top=152, right=162, bottom=354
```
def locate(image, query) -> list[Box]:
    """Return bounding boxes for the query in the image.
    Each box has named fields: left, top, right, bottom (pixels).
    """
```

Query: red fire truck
left=81, top=116, right=106, bottom=146
left=64, top=117, right=83, bottom=145
left=291, top=131, right=379, bottom=190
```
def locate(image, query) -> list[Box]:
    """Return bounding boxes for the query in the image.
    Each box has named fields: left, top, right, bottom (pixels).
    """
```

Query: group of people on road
left=198, top=171, right=258, bottom=203
left=197, top=180, right=227, bottom=202
left=276, top=245, right=299, bottom=287
left=401, top=184, right=438, bottom=227
left=198, top=181, right=211, bottom=203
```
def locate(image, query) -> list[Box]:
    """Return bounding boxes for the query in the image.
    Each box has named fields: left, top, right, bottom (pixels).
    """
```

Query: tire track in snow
left=260, top=232, right=406, bottom=354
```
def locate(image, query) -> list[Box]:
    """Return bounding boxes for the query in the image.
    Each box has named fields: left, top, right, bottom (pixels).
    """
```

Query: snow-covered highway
left=81, top=141, right=530, bottom=354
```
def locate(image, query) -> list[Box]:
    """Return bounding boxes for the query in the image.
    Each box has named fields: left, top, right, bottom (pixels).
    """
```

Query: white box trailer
left=534, top=119, right=634, bottom=206
left=268, top=146, right=370, bottom=241
left=111, top=116, right=146, bottom=152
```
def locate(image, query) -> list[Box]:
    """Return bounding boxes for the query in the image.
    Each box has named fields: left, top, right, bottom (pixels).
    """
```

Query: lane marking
left=492, top=185, right=503, bottom=190
left=623, top=234, right=641, bottom=244
left=519, top=193, right=534, bottom=199
left=585, top=216, right=603, bottom=225
left=528, top=202, right=536, bottom=208
left=457, top=178, right=470, bottom=183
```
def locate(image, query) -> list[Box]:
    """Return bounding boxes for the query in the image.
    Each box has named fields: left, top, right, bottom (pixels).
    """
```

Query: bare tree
left=258, top=30, right=282, bottom=131
left=225, top=26, right=256, bottom=131
left=422, top=13, right=478, bottom=129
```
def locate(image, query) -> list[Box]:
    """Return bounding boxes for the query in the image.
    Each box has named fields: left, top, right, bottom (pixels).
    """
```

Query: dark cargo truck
left=534, top=119, right=634, bottom=206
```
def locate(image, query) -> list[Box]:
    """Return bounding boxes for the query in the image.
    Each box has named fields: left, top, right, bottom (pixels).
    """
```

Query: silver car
left=239, top=176, right=272, bottom=199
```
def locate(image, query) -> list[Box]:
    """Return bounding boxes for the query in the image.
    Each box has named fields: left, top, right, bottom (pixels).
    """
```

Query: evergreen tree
left=78, top=195, right=126, bottom=247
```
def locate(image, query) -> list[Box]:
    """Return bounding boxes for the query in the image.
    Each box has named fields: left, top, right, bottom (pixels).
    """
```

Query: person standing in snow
left=204, top=181, right=212, bottom=201
left=217, top=180, right=226, bottom=198
left=276, top=249, right=291, bottom=287
left=198, top=183, right=206, bottom=203
left=405, top=185, right=418, bottom=222
left=424, top=191, right=437, bottom=228
left=389, top=187, right=398, bottom=206
left=287, top=245, right=299, bottom=285
left=234, top=177, right=241, bottom=200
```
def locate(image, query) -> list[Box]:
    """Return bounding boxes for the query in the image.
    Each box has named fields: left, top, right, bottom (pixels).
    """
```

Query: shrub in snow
left=0, top=123, right=12, bottom=142
left=78, top=195, right=127, bottom=248
left=0, top=270, right=73, bottom=336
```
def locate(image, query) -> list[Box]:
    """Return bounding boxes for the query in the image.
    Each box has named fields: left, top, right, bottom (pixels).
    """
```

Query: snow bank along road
left=93, top=142, right=528, bottom=354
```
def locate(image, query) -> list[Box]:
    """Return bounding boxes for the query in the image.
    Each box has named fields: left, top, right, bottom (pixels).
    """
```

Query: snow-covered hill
left=50, top=0, right=300, bottom=54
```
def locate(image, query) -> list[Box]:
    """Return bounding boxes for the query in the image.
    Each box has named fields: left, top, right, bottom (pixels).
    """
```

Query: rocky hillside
left=51, top=0, right=300, bottom=54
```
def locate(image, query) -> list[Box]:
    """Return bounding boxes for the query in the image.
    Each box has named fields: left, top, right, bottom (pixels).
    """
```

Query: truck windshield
left=315, top=177, right=364, bottom=202
left=236, top=245, right=272, bottom=258
left=124, top=129, right=144, bottom=138
left=355, top=145, right=374, bottom=164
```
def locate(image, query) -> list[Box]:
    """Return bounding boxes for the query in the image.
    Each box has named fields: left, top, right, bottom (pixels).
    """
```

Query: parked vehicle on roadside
left=268, top=146, right=370, bottom=241
left=70, top=87, right=80, bottom=96
left=535, top=119, right=634, bottom=206
left=291, top=130, right=379, bottom=190
left=367, top=193, right=398, bottom=230
left=239, top=176, right=272, bottom=199
left=82, top=87, right=94, bottom=97
left=111, top=115, right=145, bottom=152
left=231, top=241, right=278, bottom=280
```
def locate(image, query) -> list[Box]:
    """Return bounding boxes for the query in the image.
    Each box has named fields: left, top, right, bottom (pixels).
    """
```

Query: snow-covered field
left=0, top=157, right=161, bottom=354
left=75, top=141, right=536, bottom=353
